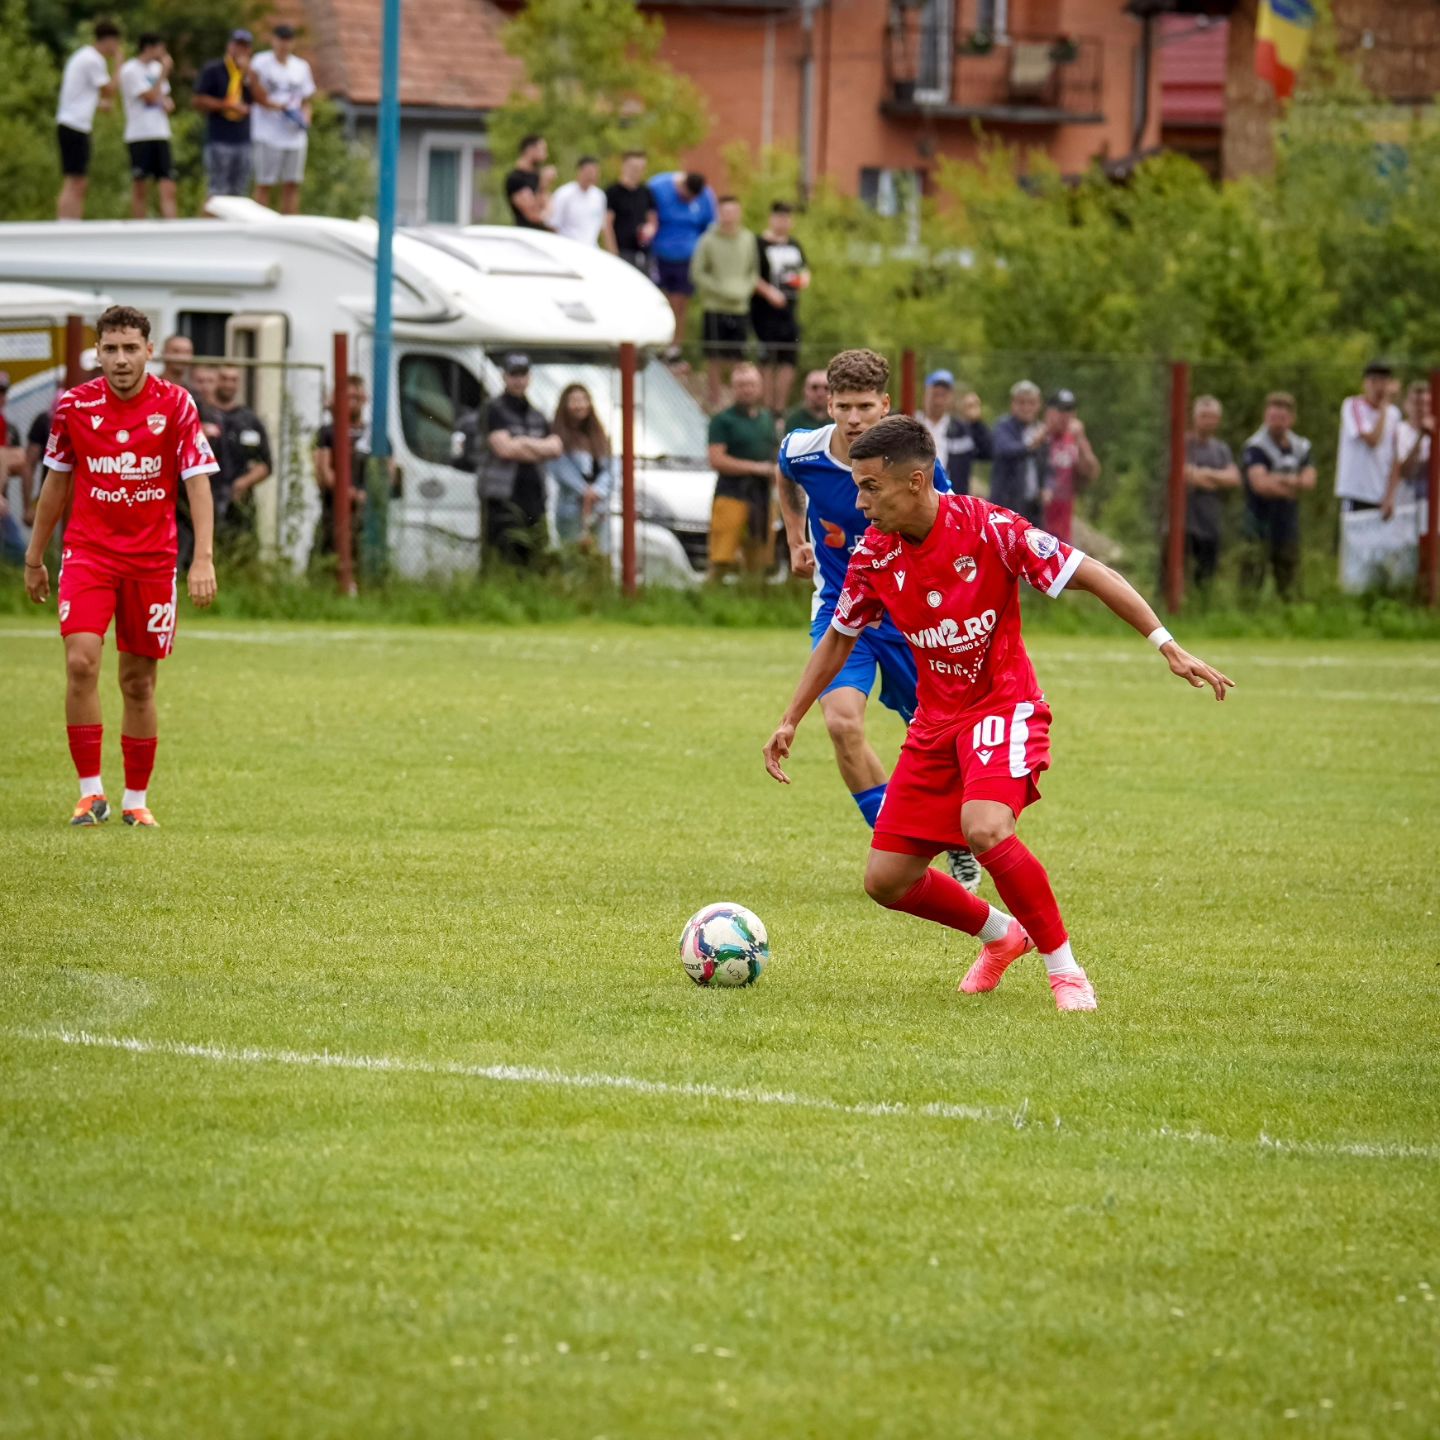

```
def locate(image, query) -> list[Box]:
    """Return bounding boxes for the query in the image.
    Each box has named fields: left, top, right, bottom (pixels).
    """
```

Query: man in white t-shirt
left=248, top=24, right=317, bottom=214
left=1335, top=360, right=1402, bottom=514
left=55, top=20, right=121, bottom=221
left=120, top=33, right=177, bottom=220
left=1383, top=379, right=1434, bottom=520
left=549, top=157, right=607, bottom=247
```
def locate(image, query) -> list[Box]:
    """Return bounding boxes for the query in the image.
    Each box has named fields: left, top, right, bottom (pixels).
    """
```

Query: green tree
left=489, top=0, right=708, bottom=185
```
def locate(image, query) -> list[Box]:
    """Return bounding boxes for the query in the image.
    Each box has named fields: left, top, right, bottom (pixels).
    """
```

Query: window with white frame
left=419, top=132, right=493, bottom=226
left=914, top=0, right=955, bottom=104
left=976, top=0, right=1009, bottom=41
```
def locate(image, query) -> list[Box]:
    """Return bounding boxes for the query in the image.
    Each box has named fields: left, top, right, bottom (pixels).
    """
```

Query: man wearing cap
left=193, top=30, right=256, bottom=202
left=0, top=373, right=28, bottom=564
left=478, top=355, right=562, bottom=568
left=916, top=370, right=991, bottom=497
left=989, top=381, right=1047, bottom=522
left=1335, top=361, right=1402, bottom=515
left=249, top=24, right=317, bottom=215
left=1039, top=390, right=1099, bottom=544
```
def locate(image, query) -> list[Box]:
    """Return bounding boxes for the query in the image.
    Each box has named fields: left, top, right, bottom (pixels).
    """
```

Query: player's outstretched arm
left=1067, top=556, right=1234, bottom=701
left=184, top=473, right=218, bottom=609
left=763, top=626, right=859, bottom=783
left=22, top=469, right=73, bottom=604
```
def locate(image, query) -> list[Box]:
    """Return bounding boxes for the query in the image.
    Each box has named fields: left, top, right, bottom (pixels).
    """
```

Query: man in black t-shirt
left=603, top=150, right=657, bottom=270
left=313, top=373, right=369, bottom=563
left=751, top=202, right=810, bottom=412
left=505, top=134, right=552, bottom=230
left=193, top=30, right=255, bottom=200
left=480, top=354, right=562, bottom=567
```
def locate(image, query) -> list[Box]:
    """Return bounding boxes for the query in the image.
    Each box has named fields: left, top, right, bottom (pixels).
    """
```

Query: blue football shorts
left=810, top=610, right=918, bottom=724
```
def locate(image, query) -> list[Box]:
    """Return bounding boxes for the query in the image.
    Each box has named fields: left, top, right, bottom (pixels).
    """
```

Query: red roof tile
left=277, top=0, right=521, bottom=109
left=1160, top=15, right=1227, bottom=128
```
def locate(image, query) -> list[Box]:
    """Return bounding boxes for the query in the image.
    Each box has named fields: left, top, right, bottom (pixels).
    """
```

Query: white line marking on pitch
left=13, top=1027, right=1437, bottom=1164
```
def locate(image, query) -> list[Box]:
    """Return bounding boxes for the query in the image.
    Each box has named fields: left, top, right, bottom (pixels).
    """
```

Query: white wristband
left=1147, top=626, right=1174, bottom=650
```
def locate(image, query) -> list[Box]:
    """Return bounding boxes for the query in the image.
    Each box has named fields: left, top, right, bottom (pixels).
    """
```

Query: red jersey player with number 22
left=24, top=305, right=220, bottom=827
left=763, top=416, right=1234, bottom=1011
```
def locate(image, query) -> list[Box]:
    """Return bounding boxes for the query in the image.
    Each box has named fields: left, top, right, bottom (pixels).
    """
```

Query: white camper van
left=0, top=202, right=715, bottom=582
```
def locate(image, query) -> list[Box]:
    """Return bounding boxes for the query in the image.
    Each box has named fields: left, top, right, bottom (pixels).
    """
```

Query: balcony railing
left=884, top=19, right=1105, bottom=122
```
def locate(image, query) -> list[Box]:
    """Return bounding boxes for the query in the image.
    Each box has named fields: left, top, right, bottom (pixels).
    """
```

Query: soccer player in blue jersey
left=776, top=347, right=980, bottom=891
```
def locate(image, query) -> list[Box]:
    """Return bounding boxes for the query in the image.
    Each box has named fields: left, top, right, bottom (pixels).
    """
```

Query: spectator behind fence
left=752, top=202, right=810, bottom=413
left=916, top=369, right=991, bottom=497
left=0, top=374, right=26, bottom=564
left=194, top=30, right=256, bottom=203
left=505, top=135, right=552, bottom=230
left=1335, top=360, right=1401, bottom=516
left=1040, top=389, right=1099, bottom=543
left=249, top=24, right=316, bottom=215
left=692, top=196, right=766, bottom=411
left=602, top=151, right=657, bottom=270
left=1241, top=391, right=1315, bottom=600
left=550, top=156, right=607, bottom=247
left=313, top=373, right=368, bottom=564
left=706, top=362, right=776, bottom=580
left=25, top=401, right=55, bottom=526
left=1183, top=394, right=1240, bottom=592
left=210, top=366, right=272, bottom=549
left=550, top=384, right=613, bottom=548
left=479, top=353, right=562, bottom=567
left=649, top=170, right=717, bottom=360
left=786, top=370, right=829, bottom=434
left=1383, top=380, right=1433, bottom=519
left=989, top=380, right=1046, bottom=521
left=120, top=33, right=177, bottom=220
left=56, top=20, right=121, bottom=221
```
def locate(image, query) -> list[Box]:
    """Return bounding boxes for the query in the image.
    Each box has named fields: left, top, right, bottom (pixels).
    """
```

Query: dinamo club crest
left=147, top=413, right=167, bottom=435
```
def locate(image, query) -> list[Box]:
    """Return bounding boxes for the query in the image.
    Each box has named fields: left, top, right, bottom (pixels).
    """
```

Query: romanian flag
left=1255, top=0, right=1315, bottom=101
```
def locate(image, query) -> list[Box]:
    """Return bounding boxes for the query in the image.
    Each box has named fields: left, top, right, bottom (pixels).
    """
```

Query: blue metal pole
left=363, top=0, right=402, bottom=578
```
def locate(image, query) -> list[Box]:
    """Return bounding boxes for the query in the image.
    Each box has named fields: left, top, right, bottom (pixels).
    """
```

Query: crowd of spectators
left=55, top=19, right=317, bottom=220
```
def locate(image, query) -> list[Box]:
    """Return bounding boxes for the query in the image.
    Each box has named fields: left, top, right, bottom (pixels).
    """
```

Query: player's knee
left=965, top=814, right=1015, bottom=854
left=119, top=668, right=155, bottom=704
left=823, top=705, right=866, bottom=753
left=65, top=648, right=100, bottom=688
left=863, top=867, right=909, bottom=907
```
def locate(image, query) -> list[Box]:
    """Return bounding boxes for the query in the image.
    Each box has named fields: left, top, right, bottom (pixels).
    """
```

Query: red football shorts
left=57, top=548, right=177, bottom=660
left=873, top=698, right=1053, bottom=856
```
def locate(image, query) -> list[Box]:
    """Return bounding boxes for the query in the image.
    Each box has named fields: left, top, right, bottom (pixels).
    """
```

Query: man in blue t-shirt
left=648, top=170, right=717, bottom=359
left=193, top=29, right=255, bottom=200
left=776, top=348, right=980, bottom=892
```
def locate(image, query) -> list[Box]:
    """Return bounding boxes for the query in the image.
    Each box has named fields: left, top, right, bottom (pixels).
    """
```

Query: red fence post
left=1426, top=369, right=1440, bottom=609
left=900, top=348, right=917, bottom=417
left=64, top=315, right=86, bottom=388
left=1165, top=360, right=1190, bottom=615
left=332, top=332, right=355, bottom=596
left=620, top=342, right=637, bottom=598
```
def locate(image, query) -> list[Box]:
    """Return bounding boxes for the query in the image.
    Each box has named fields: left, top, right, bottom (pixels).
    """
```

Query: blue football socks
left=852, top=783, right=887, bottom=828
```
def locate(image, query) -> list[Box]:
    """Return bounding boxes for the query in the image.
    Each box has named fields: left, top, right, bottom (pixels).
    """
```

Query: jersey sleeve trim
left=1043, top=547, right=1085, bottom=598
left=180, top=461, right=221, bottom=480
left=44, top=458, right=75, bottom=472
left=830, top=615, right=865, bottom=638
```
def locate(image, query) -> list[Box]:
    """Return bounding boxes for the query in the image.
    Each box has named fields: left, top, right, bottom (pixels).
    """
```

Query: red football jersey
left=832, top=493, right=1084, bottom=746
left=44, top=374, right=218, bottom=575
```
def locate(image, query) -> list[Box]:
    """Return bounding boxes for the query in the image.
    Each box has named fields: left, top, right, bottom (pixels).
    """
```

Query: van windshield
left=520, top=357, right=708, bottom=467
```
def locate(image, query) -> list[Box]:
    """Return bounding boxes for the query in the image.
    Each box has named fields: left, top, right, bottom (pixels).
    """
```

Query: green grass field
left=3, top=615, right=1438, bottom=1439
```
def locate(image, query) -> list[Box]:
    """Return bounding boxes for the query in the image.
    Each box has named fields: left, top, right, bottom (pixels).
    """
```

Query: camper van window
left=400, top=354, right=483, bottom=466
left=177, top=312, right=231, bottom=360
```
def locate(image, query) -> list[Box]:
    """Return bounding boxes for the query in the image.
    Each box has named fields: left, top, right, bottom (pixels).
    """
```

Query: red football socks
left=67, top=723, right=103, bottom=782
left=122, top=734, right=158, bottom=793
left=976, top=835, right=1068, bottom=954
left=881, top=867, right=991, bottom=936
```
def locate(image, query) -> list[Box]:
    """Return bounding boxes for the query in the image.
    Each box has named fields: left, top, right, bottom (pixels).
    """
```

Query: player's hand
left=763, top=723, right=796, bottom=784
left=788, top=541, right=815, bottom=578
left=188, top=559, right=217, bottom=609
left=1163, top=643, right=1234, bottom=702
left=24, top=559, right=49, bottom=603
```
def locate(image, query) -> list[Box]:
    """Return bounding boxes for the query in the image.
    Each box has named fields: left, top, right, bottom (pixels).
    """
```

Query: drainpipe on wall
left=799, top=0, right=821, bottom=200
left=1131, top=11, right=1155, bottom=155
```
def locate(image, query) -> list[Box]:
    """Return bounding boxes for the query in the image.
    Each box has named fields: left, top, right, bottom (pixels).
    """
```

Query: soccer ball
left=679, top=902, right=768, bottom=988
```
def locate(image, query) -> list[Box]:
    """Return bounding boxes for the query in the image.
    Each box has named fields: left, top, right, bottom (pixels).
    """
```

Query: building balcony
left=884, top=18, right=1105, bottom=125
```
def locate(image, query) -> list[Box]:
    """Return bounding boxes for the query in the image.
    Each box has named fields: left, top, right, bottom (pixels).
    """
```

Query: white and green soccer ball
left=679, top=902, right=768, bottom=988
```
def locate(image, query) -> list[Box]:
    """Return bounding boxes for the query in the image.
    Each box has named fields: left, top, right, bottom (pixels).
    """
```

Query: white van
left=0, top=202, right=715, bottom=583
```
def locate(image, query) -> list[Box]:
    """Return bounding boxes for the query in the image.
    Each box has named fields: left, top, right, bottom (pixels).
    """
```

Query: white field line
left=14, top=1027, right=1438, bottom=1165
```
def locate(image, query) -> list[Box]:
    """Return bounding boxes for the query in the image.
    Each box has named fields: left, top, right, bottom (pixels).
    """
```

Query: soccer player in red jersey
left=24, top=305, right=220, bottom=827
left=763, top=416, right=1233, bottom=1011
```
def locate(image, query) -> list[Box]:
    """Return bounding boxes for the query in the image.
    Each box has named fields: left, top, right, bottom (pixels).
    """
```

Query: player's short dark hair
left=849, top=415, right=936, bottom=470
left=137, top=31, right=164, bottom=50
left=518, top=133, right=543, bottom=154
left=1265, top=391, right=1297, bottom=413
left=94, top=19, right=121, bottom=39
left=97, top=305, right=151, bottom=340
left=827, top=348, right=889, bottom=397
left=770, top=200, right=793, bottom=214
left=683, top=171, right=707, bottom=196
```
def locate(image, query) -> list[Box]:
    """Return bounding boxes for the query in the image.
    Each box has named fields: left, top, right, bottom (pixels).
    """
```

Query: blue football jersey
left=778, top=422, right=950, bottom=624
